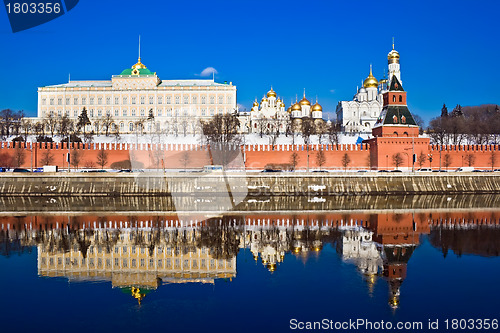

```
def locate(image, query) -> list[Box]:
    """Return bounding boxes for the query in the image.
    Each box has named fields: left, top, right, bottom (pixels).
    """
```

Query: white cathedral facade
left=336, top=43, right=402, bottom=133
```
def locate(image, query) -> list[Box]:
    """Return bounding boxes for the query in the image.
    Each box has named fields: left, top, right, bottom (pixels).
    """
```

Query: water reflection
left=1, top=210, right=499, bottom=308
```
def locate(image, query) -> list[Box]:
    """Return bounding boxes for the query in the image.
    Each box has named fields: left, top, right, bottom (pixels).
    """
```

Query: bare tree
left=100, top=114, right=114, bottom=137
left=301, top=118, right=315, bottom=145
left=256, top=118, right=267, bottom=138
left=443, top=153, right=452, bottom=170
left=490, top=150, right=497, bottom=171
left=180, top=151, right=191, bottom=171
left=316, top=121, right=328, bottom=144
left=417, top=152, right=427, bottom=168
left=41, top=150, right=54, bottom=165
left=341, top=153, right=351, bottom=171
left=180, top=117, right=189, bottom=137
left=58, top=114, right=73, bottom=138
left=316, top=148, right=326, bottom=170
left=327, top=121, right=340, bottom=146
left=289, top=152, right=300, bottom=171
left=392, top=153, right=403, bottom=170
left=71, top=149, right=82, bottom=169
left=21, top=118, right=32, bottom=142
left=96, top=149, right=108, bottom=169
left=464, top=153, right=475, bottom=167
left=44, top=113, right=58, bottom=138
left=201, top=113, right=242, bottom=167
left=13, top=146, right=26, bottom=167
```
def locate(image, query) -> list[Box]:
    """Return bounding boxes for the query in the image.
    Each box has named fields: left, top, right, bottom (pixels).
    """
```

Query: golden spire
left=363, top=64, right=378, bottom=88
left=392, top=36, right=395, bottom=50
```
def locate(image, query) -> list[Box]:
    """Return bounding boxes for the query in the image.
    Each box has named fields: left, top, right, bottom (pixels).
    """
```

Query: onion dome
left=261, top=96, right=268, bottom=103
left=252, top=99, right=259, bottom=107
left=311, top=102, right=322, bottom=112
left=299, top=96, right=310, bottom=106
left=287, top=106, right=292, bottom=113
left=280, top=101, right=286, bottom=108
left=132, top=57, right=147, bottom=70
left=363, top=65, right=378, bottom=88
left=388, top=41, right=400, bottom=63
left=267, top=87, right=277, bottom=98
left=291, top=103, right=301, bottom=111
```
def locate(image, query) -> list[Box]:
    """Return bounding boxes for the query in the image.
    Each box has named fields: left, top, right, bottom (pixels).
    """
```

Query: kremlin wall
left=0, top=140, right=498, bottom=171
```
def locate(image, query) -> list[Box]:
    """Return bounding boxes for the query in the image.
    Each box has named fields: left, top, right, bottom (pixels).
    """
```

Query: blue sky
left=1, top=0, right=499, bottom=124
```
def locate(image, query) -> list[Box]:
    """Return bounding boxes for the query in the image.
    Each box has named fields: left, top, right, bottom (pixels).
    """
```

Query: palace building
left=37, top=54, right=237, bottom=134
left=336, top=42, right=402, bottom=133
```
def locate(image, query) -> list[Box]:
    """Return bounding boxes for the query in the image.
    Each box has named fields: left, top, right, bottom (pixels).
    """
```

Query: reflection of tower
left=382, top=245, right=416, bottom=309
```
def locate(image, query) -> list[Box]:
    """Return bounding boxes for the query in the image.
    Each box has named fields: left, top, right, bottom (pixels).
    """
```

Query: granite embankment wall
left=0, top=141, right=499, bottom=170
left=0, top=173, right=498, bottom=197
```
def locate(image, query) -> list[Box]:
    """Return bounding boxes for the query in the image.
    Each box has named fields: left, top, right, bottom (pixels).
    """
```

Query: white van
left=456, top=167, right=474, bottom=172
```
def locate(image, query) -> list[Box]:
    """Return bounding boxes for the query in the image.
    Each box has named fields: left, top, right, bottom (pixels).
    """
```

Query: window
left=58, top=98, right=62, bottom=105
left=114, top=110, right=119, bottom=117
left=98, top=97, right=102, bottom=105
left=393, top=95, right=396, bottom=102
left=50, top=98, right=54, bottom=105
left=149, top=96, right=154, bottom=104
left=201, top=96, right=206, bottom=104
left=115, top=97, right=119, bottom=104
left=66, top=97, right=70, bottom=105
left=74, top=97, right=78, bottom=105
left=192, top=96, right=197, bottom=104
left=210, top=109, right=214, bottom=116
left=166, top=96, right=171, bottom=104
left=175, top=96, right=180, bottom=104
left=140, top=258, right=145, bottom=267
left=175, top=109, right=180, bottom=116
left=157, top=109, right=162, bottom=116
left=158, top=96, right=163, bottom=104
left=166, top=109, right=171, bottom=116
left=73, top=110, right=78, bottom=117
left=227, top=96, right=232, bottom=104
left=210, top=96, right=215, bottom=104
left=399, top=95, right=402, bottom=102
left=218, top=96, right=223, bottom=104
left=129, top=123, right=134, bottom=131
left=90, top=97, right=94, bottom=105
left=42, top=98, right=46, bottom=105
left=90, top=110, right=94, bottom=117
left=123, top=96, right=128, bottom=104
left=131, top=109, right=136, bottom=116
left=97, top=110, right=102, bottom=117
left=132, top=97, right=136, bottom=104
left=82, top=97, right=86, bottom=104
left=120, top=122, right=124, bottom=131
left=123, top=110, right=127, bottom=117
left=140, top=109, right=145, bottom=117
left=106, top=97, right=111, bottom=105
left=183, top=96, right=189, bottom=104
left=106, top=110, right=111, bottom=116
left=140, top=96, right=145, bottom=104
left=132, top=259, right=136, bottom=267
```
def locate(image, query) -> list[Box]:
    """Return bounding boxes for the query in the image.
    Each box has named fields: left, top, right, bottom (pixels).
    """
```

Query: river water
left=1, top=196, right=499, bottom=332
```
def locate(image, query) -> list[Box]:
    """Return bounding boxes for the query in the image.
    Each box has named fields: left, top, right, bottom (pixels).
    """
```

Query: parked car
left=118, top=169, right=132, bottom=173
left=0, top=167, right=6, bottom=172
left=13, top=168, right=31, bottom=173
left=472, top=169, right=483, bottom=172
left=456, top=167, right=474, bottom=172
left=357, top=170, right=368, bottom=173
left=313, top=170, right=328, bottom=173
left=262, top=169, right=282, bottom=173
left=493, top=169, right=500, bottom=172
left=378, top=170, right=390, bottom=173
left=417, top=168, right=432, bottom=172
left=33, top=167, right=43, bottom=173
left=432, top=170, right=447, bottom=172
left=391, top=169, right=403, bottom=173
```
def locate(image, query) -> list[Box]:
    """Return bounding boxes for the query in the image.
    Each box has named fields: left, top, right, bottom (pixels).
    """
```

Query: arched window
left=399, top=95, right=402, bottom=102
left=129, top=123, right=134, bottom=131
left=393, top=132, right=398, bottom=137
left=393, top=95, right=396, bottom=102
left=120, top=122, right=124, bottom=131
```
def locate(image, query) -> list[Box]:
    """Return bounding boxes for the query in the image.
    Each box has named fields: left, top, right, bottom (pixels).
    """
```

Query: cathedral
left=240, top=87, right=324, bottom=134
left=336, top=42, right=402, bottom=133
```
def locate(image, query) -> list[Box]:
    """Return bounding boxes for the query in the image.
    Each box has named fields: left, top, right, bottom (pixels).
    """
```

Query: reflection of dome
left=363, top=66, right=378, bottom=88
left=267, top=263, right=276, bottom=272
left=267, top=87, right=277, bottom=98
left=291, top=103, right=301, bottom=111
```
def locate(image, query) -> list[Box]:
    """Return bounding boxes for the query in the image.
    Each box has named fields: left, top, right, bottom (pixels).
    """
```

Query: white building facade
left=37, top=56, right=237, bottom=134
left=336, top=43, right=401, bottom=133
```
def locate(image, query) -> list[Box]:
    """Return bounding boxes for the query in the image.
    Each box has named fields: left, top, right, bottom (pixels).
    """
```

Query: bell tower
left=388, top=38, right=401, bottom=85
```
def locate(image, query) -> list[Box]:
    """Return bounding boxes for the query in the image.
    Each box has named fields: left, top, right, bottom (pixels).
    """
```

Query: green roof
left=378, top=105, right=417, bottom=126
left=119, top=68, right=154, bottom=76
left=389, top=76, right=404, bottom=91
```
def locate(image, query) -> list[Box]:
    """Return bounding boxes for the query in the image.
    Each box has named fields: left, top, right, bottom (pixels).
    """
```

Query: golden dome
left=311, top=102, right=322, bottom=112
left=363, top=66, right=378, bottom=88
left=267, top=87, right=277, bottom=98
left=287, top=106, right=292, bottom=113
left=280, top=101, right=286, bottom=108
left=252, top=100, right=259, bottom=107
left=132, top=57, right=147, bottom=70
left=388, top=41, right=400, bottom=63
left=299, top=96, right=310, bottom=106
left=261, top=96, right=268, bottom=103
left=291, top=103, right=301, bottom=111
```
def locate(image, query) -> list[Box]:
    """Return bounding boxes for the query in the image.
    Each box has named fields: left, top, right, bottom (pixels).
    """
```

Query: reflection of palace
left=1, top=211, right=499, bottom=307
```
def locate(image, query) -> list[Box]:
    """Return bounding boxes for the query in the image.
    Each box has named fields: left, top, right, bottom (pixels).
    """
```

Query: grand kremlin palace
left=36, top=56, right=237, bottom=134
